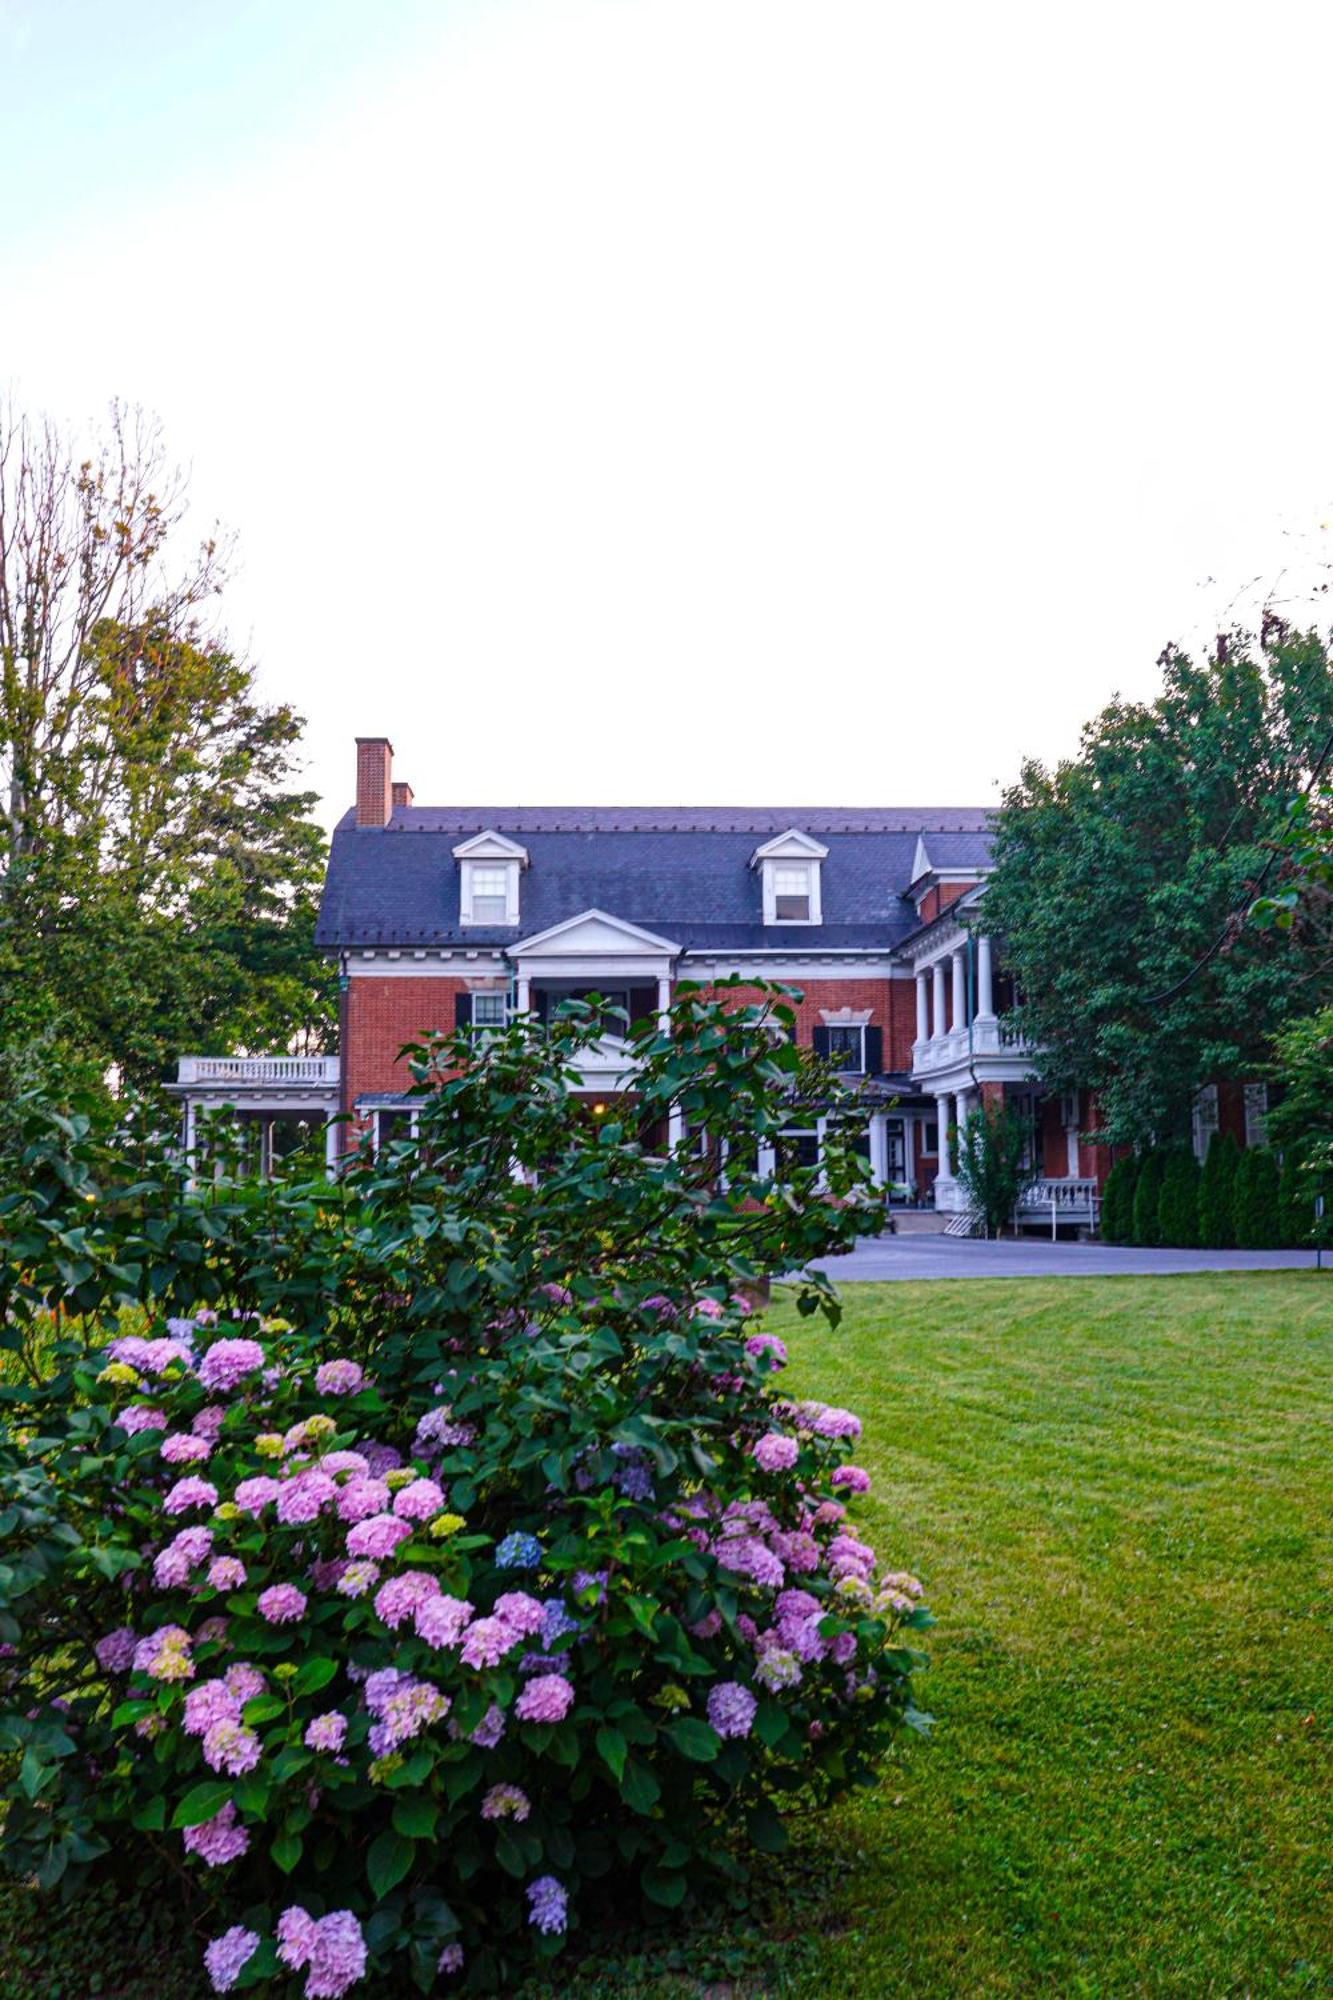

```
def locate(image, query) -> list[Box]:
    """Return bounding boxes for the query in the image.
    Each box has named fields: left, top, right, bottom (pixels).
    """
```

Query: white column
left=757, top=1137, right=777, bottom=1179
left=955, top=1089, right=971, bottom=1136
left=668, top=1104, right=685, bottom=1150
left=515, top=974, right=531, bottom=1014
left=936, top=1094, right=953, bottom=1178
left=657, top=974, right=671, bottom=1031
left=976, top=934, right=994, bottom=1019
left=324, top=1116, right=339, bottom=1178
left=868, top=1112, right=888, bottom=1186
left=915, top=973, right=929, bottom=1044
left=952, top=947, right=967, bottom=1032
left=931, top=961, right=947, bottom=1041
left=184, top=1098, right=197, bottom=1172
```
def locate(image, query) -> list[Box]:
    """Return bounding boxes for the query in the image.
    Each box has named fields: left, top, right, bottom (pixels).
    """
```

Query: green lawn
left=768, top=1274, right=1333, bottom=1997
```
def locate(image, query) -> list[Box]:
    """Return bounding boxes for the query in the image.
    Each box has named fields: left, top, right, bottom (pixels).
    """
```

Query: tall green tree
left=1131, top=1147, right=1166, bottom=1246
left=1098, top=1154, right=1138, bottom=1243
left=0, top=401, right=334, bottom=1105
left=1198, top=1131, right=1239, bottom=1249
left=953, top=1100, right=1036, bottom=1238
left=983, top=620, right=1333, bottom=1145
left=1158, top=1146, right=1201, bottom=1247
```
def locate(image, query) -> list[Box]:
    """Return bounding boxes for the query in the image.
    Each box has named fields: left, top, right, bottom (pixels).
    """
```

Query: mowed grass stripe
left=770, top=1275, right=1333, bottom=1997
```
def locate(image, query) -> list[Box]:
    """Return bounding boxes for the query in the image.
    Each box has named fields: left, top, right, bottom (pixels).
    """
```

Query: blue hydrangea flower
left=496, top=1531, right=543, bottom=1570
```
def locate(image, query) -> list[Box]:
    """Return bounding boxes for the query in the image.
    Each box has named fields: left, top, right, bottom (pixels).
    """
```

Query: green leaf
left=131, top=1794, right=166, bottom=1831
left=642, top=1864, right=687, bottom=1908
left=620, top=1758, right=661, bottom=1815
left=293, top=1655, right=338, bottom=1698
left=746, top=1803, right=788, bottom=1853
left=666, top=1718, right=719, bottom=1762
left=271, top=1830, right=303, bottom=1873
left=392, top=1795, right=439, bottom=1840
left=596, top=1724, right=627, bottom=1782
left=754, top=1700, right=789, bottom=1748
left=367, top=1827, right=415, bottom=1899
left=171, top=1780, right=234, bottom=1829
left=242, top=1695, right=287, bottom=1725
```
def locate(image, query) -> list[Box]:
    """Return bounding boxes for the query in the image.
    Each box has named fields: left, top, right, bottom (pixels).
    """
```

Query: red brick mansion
left=172, top=735, right=1239, bottom=1226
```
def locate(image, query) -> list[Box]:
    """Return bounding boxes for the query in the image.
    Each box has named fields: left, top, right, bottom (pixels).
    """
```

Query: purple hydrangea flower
left=706, top=1681, right=757, bottom=1739
left=197, top=1338, right=266, bottom=1393
left=438, top=1941, right=465, bottom=1975
left=133, top=1625, right=193, bottom=1682
left=374, top=1571, right=440, bottom=1629
left=336, top=1560, right=381, bottom=1599
left=526, top=1875, right=568, bottom=1935
left=183, top=1678, right=242, bottom=1738
left=305, top=1909, right=368, bottom=1998
left=277, top=1471, right=338, bottom=1525
left=744, top=1331, right=788, bottom=1367
left=94, top=1627, right=137, bottom=1673
left=459, top=1616, right=518, bottom=1669
left=392, top=1477, right=446, bottom=1522
left=415, top=1593, right=474, bottom=1648
left=202, top=1718, right=261, bottom=1776
left=336, top=1476, right=392, bottom=1524
left=204, top=1925, right=260, bottom=1993
left=224, top=1661, right=266, bottom=1702
left=493, top=1591, right=545, bottom=1637
left=161, top=1432, right=212, bottom=1465
left=118, top=1403, right=166, bottom=1434
left=233, top=1475, right=282, bottom=1516
left=207, top=1556, right=247, bottom=1592
left=481, top=1782, right=530, bottom=1821
left=315, top=1359, right=364, bottom=1397
left=515, top=1673, right=574, bottom=1723
left=193, top=1404, right=227, bottom=1438
left=830, top=1464, right=871, bottom=1494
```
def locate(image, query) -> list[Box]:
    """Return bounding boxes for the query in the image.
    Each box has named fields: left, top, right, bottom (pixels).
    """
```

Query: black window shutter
left=864, top=1025, right=883, bottom=1074
left=454, top=993, right=473, bottom=1029
left=812, top=1025, right=830, bottom=1059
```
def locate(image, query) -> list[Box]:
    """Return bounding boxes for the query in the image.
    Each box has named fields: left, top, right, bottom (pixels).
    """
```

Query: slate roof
left=316, top=807, right=995, bottom=954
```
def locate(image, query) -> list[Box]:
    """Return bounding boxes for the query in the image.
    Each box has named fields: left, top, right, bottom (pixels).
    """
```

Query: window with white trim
left=467, top=866, right=511, bottom=925
left=825, top=1024, right=865, bottom=1072
left=471, top=991, right=508, bottom=1029
left=773, top=865, right=812, bottom=922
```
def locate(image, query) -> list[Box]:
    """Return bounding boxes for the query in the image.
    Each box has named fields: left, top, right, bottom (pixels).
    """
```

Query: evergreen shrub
left=1234, top=1147, right=1280, bottom=1249
left=1131, top=1149, right=1166, bottom=1247
left=1198, top=1132, right=1240, bottom=1249
left=0, top=988, right=931, bottom=1997
left=1157, top=1148, right=1201, bottom=1248
left=1098, top=1156, right=1137, bottom=1244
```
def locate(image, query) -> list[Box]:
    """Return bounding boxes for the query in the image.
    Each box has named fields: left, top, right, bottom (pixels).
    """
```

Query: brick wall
left=915, top=880, right=973, bottom=925
left=691, top=976, right=915, bottom=1070
left=342, top=974, right=470, bottom=1128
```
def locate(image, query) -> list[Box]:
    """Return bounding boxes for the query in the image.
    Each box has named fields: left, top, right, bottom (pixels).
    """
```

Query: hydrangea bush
left=0, top=986, right=932, bottom=1992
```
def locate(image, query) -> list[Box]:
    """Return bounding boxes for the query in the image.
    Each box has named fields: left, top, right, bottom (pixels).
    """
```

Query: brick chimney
left=392, top=781, right=414, bottom=810
left=355, top=737, right=393, bottom=827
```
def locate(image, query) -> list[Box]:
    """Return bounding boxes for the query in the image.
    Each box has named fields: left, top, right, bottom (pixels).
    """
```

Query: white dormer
left=453, top=830, right=529, bottom=927
left=749, top=828, right=828, bottom=925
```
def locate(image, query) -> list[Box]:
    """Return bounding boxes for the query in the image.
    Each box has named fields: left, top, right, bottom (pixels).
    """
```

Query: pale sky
left=4, top=0, right=1332, bottom=826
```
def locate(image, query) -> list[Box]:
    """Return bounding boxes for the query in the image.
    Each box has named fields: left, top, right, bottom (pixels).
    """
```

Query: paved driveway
left=813, top=1234, right=1328, bottom=1281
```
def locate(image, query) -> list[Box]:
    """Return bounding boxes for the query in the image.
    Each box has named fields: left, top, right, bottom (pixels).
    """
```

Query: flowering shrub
left=0, top=986, right=931, bottom=1992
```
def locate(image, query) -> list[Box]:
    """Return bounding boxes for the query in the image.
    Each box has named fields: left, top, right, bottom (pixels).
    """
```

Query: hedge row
left=1100, top=1136, right=1306, bottom=1248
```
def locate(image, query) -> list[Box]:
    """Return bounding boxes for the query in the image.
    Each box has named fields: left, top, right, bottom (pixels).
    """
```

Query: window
left=374, top=1109, right=415, bottom=1152
left=924, top=1121, right=939, bottom=1154
left=773, top=865, right=811, bottom=921
left=469, top=867, right=509, bottom=924
left=825, top=1025, right=865, bottom=1073
left=776, top=1128, right=820, bottom=1174
left=472, top=991, right=507, bottom=1029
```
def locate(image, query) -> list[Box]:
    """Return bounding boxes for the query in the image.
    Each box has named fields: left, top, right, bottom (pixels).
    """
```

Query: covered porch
left=167, top=1056, right=341, bottom=1179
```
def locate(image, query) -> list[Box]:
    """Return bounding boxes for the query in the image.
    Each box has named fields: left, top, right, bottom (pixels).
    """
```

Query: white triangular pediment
left=512, top=908, right=681, bottom=959
left=452, top=829, right=530, bottom=866
left=909, top=834, right=934, bottom=886
left=749, top=827, right=830, bottom=868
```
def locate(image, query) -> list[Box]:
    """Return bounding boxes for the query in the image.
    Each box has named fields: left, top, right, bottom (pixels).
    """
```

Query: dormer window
left=453, top=830, right=529, bottom=928
left=750, top=828, right=828, bottom=926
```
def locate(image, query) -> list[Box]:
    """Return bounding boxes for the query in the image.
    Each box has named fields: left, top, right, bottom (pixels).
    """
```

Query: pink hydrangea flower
left=224, top=1661, right=266, bottom=1702
left=337, top=1477, right=392, bottom=1524
left=515, top=1674, right=574, bottom=1724
left=320, top=1450, right=370, bottom=1478
left=415, top=1594, right=474, bottom=1649
left=233, top=1475, right=282, bottom=1516
left=306, top=1909, right=368, bottom=1998
left=493, top=1591, right=545, bottom=1638
left=184, top=1679, right=242, bottom=1737
left=745, top=1331, right=788, bottom=1367
left=345, top=1513, right=411, bottom=1560
left=193, top=1405, right=227, bottom=1438
left=153, top=1525, right=214, bottom=1586
left=753, top=1432, right=798, bottom=1473
left=830, top=1464, right=871, bottom=1494
left=276, top=1471, right=337, bottom=1525
left=133, top=1625, right=194, bottom=1682
left=304, top=1711, right=348, bottom=1753
left=118, top=1403, right=166, bottom=1434
left=207, top=1556, right=247, bottom=1592
left=315, top=1359, right=364, bottom=1396
left=197, top=1339, right=266, bottom=1393
left=336, top=1560, right=381, bottom=1599
left=438, top=1942, right=465, bottom=1975
left=163, top=1476, right=218, bottom=1516
left=277, top=1905, right=320, bottom=1970
left=459, top=1616, right=518, bottom=1669
left=202, top=1718, right=261, bottom=1775
left=392, top=1477, right=445, bottom=1522
left=161, top=1432, right=212, bottom=1465
left=693, top=1296, right=726, bottom=1320
left=374, top=1571, right=441, bottom=1628
left=481, top=1782, right=530, bottom=1821
left=257, top=1584, right=307, bottom=1624
left=183, top=1800, right=250, bottom=1866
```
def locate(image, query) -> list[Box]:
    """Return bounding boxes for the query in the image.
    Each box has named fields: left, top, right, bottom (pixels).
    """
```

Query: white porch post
left=656, top=974, right=672, bottom=1031
left=951, top=947, right=967, bottom=1032
left=936, top=1093, right=953, bottom=1178
left=184, top=1098, right=198, bottom=1187
left=955, top=1088, right=971, bottom=1136
left=515, top=973, right=531, bottom=1014
left=868, top=1111, right=888, bottom=1186
left=931, top=961, right=946, bottom=1041
left=324, top=1116, right=339, bottom=1178
left=915, top=972, right=929, bottom=1045
left=976, top=934, right=995, bottom=1020
left=668, top=1104, right=685, bottom=1150
left=757, top=1137, right=777, bottom=1179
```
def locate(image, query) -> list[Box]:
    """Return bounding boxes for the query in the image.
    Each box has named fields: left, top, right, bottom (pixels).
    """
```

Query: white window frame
left=460, top=858, right=520, bottom=927
left=471, top=991, right=508, bottom=1029
left=750, top=829, right=827, bottom=926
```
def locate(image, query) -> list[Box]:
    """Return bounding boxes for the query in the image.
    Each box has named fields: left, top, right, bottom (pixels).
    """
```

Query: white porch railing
left=177, top=1056, right=341, bottom=1085
left=911, top=1017, right=1034, bottom=1075
left=1019, top=1177, right=1100, bottom=1220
